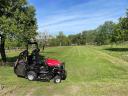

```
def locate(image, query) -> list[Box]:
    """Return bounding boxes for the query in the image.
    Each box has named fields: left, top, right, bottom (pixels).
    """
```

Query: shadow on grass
left=0, top=56, right=17, bottom=66
left=104, top=48, right=128, bottom=52
left=0, top=56, right=18, bottom=66
left=7, top=56, right=18, bottom=62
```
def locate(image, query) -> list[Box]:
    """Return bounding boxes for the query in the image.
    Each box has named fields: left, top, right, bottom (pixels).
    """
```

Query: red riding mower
left=14, top=41, right=67, bottom=83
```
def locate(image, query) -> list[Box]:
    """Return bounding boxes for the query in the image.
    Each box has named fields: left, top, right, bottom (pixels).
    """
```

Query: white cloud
left=37, top=0, right=128, bottom=35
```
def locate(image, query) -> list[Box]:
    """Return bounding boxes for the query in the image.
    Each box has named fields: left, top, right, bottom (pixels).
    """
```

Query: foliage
left=0, top=0, right=37, bottom=45
left=95, top=21, right=115, bottom=45
left=0, top=0, right=37, bottom=62
left=111, top=10, right=128, bottom=43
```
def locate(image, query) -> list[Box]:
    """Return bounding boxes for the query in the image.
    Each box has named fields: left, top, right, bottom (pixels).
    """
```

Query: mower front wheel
left=53, top=75, right=61, bottom=84
left=27, top=71, right=37, bottom=81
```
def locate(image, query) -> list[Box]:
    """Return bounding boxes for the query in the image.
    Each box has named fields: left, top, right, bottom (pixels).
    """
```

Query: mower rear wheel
left=27, top=71, right=37, bottom=81
left=54, top=75, right=61, bottom=84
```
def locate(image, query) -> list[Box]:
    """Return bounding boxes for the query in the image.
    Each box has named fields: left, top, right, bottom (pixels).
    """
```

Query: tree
left=0, top=0, right=37, bottom=63
left=37, top=32, right=50, bottom=50
left=95, top=21, right=115, bottom=45
left=112, top=9, right=128, bottom=43
left=0, top=34, right=6, bottom=63
left=57, top=32, right=66, bottom=46
left=85, top=30, right=97, bottom=45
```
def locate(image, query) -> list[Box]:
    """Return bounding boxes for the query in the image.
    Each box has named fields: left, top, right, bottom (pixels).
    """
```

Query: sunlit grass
left=0, top=46, right=128, bottom=96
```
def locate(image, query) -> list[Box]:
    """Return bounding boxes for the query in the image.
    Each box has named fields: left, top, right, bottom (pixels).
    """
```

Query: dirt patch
left=0, top=86, right=18, bottom=96
left=67, top=85, right=80, bottom=95
left=26, top=87, right=40, bottom=96
left=0, top=84, right=4, bottom=91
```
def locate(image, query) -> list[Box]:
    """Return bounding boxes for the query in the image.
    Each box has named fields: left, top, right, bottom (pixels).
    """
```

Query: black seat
left=18, top=50, right=28, bottom=61
left=28, top=48, right=42, bottom=66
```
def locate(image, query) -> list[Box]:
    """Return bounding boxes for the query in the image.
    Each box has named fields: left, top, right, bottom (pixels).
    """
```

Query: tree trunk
left=43, top=45, right=45, bottom=51
left=0, top=35, right=6, bottom=64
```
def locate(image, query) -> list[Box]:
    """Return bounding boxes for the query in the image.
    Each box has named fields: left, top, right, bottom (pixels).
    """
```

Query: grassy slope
left=96, top=45, right=128, bottom=62
left=0, top=46, right=128, bottom=96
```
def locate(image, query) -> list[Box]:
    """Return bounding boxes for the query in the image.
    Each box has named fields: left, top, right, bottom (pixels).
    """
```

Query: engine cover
left=45, top=58, right=61, bottom=67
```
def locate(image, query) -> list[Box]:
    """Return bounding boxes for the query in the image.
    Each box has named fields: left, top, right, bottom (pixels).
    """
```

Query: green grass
left=0, top=46, right=128, bottom=96
left=100, top=45, right=128, bottom=62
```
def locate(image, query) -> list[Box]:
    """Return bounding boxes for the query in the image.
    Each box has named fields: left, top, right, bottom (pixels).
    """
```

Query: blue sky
left=28, top=0, right=128, bottom=35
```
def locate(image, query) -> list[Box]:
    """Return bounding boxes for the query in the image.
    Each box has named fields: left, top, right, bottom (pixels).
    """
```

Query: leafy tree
left=48, top=37, right=59, bottom=46
left=112, top=9, right=128, bottom=43
left=95, top=21, right=115, bottom=45
left=68, top=35, right=77, bottom=45
left=0, top=0, right=37, bottom=63
left=57, top=32, right=67, bottom=46
left=37, top=32, right=50, bottom=50
left=85, top=30, right=97, bottom=45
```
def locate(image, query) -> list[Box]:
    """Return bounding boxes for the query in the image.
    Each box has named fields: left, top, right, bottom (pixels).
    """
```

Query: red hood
left=45, top=58, right=61, bottom=67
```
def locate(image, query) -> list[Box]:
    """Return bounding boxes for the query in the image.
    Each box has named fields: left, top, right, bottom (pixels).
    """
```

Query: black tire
left=27, top=71, right=37, bottom=81
left=54, top=75, right=61, bottom=84
left=62, top=71, right=67, bottom=80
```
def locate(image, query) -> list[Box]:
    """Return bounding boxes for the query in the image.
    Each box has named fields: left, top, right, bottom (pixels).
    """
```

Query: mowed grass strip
left=0, top=46, right=128, bottom=96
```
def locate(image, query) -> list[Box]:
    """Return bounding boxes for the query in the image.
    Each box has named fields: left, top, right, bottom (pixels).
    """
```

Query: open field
left=0, top=46, right=128, bottom=96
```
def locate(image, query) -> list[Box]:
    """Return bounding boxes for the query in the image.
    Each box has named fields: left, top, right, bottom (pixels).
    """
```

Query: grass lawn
left=0, top=46, right=128, bottom=96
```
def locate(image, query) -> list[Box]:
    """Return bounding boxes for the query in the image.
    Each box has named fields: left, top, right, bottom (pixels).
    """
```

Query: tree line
left=48, top=9, right=128, bottom=46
